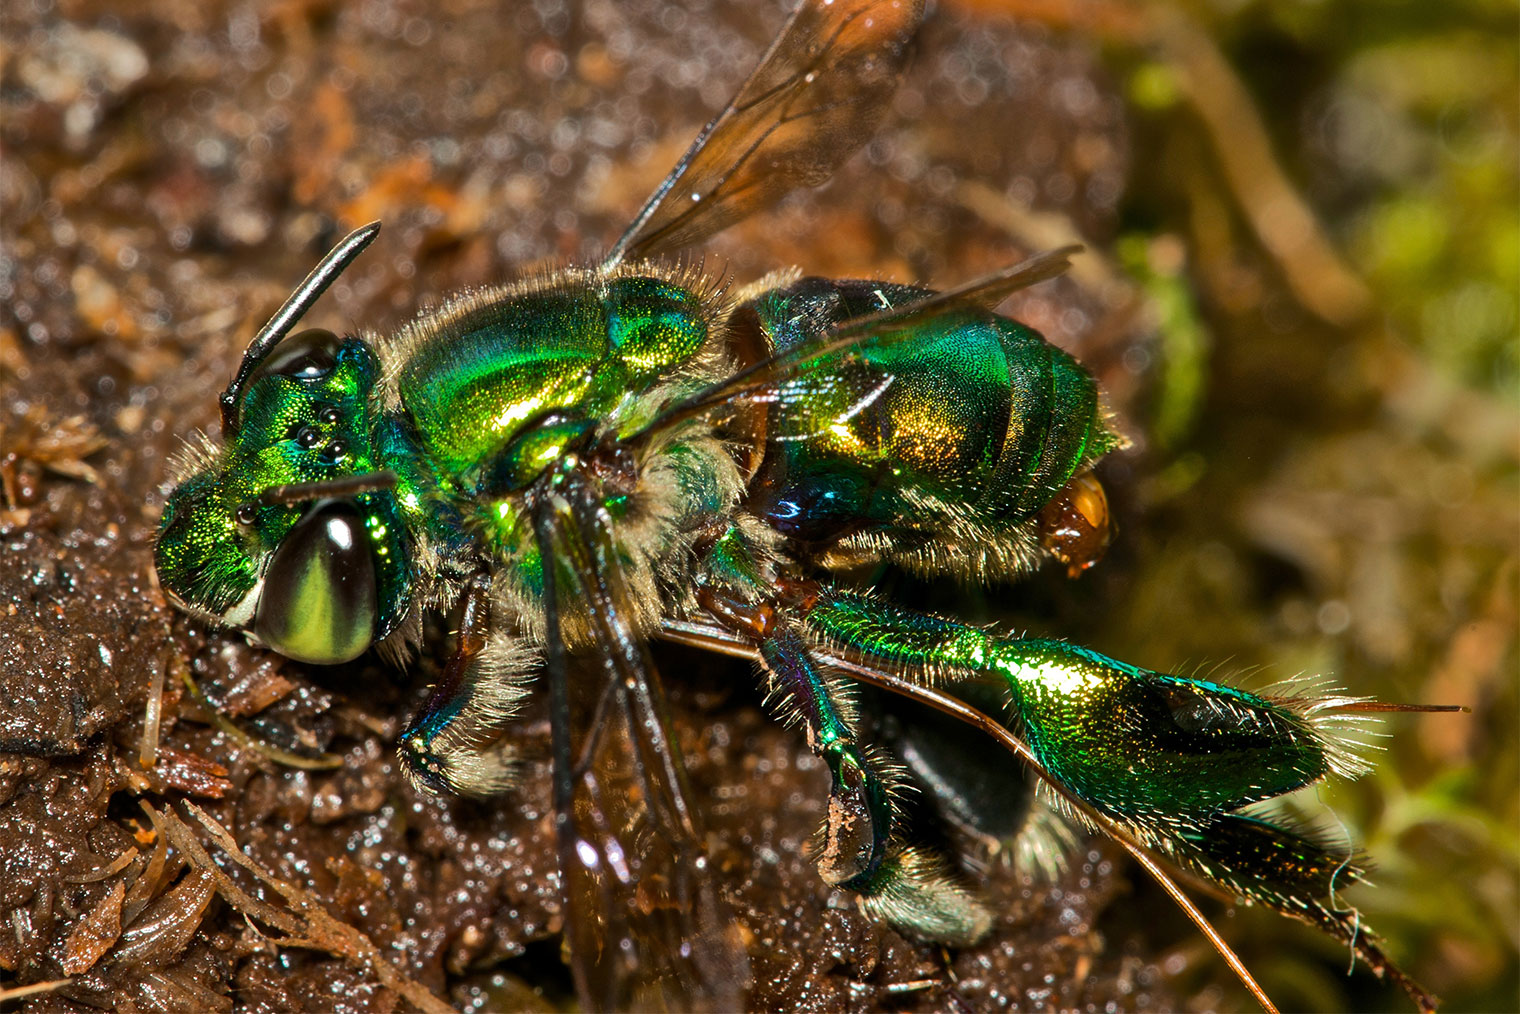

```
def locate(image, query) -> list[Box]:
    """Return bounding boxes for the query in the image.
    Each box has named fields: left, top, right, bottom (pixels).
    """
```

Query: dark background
left=2, top=0, right=1515, bottom=1011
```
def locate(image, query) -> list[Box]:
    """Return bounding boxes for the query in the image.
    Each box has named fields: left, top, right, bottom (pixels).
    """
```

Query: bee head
left=155, top=223, right=416, bottom=664
left=156, top=327, right=413, bottom=664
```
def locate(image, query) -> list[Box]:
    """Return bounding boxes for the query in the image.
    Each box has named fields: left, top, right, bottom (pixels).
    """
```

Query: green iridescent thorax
left=155, top=337, right=420, bottom=637
left=373, top=269, right=732, bottom=627
left=390, top=272, right=716, bottom=489
left=739, top=278, right=1116, bottom=545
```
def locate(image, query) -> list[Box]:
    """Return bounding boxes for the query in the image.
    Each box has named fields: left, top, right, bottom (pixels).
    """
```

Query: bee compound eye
left=256, top=327, right=342, bottom=382
left=253, top=501, right=377, bottom=664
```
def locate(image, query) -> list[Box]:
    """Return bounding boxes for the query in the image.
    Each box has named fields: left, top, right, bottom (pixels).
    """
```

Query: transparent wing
left=604, top=0, right=925, bottom=267
left=634, top=246, right=1081, bottom=444
left=533, top=491, right=748, bottom=1012
left=748, top=360, right=899, bottom=445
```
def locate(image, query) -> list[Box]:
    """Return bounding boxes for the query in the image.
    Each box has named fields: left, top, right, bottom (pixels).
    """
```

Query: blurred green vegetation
left=1056, top=1, right=1518, bottom=1010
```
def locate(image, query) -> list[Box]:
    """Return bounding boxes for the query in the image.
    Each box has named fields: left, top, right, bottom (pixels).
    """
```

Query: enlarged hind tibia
left=805, top=593, right=1367, bottom=830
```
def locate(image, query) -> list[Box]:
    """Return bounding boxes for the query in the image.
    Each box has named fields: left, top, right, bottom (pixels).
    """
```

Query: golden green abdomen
left=737, top=277, right=1116, bottom=553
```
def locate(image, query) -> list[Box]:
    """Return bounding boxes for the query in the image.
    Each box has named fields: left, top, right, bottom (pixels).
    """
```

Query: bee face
left=154, top=466, right=261, bottom=624
left=155, top=478, right=379, bottom=664
left=155, top=328, right=414, bottom=662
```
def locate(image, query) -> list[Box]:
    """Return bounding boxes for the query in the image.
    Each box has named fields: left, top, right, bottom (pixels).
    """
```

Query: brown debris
left=151, top=747, right=235, bottom=799
left=0, top=978, right=73, bottom=1004
left=110, top=868, right=217, bottom=969
left=0, top=403, right=107, bottom=514
left=60, top=880, right=125, bottom=975
left=165, top=802, right=455, bottom=1014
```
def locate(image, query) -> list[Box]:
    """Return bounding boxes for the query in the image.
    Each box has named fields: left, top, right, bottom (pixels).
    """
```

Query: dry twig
left=145, top=802, right=454, bottom=1014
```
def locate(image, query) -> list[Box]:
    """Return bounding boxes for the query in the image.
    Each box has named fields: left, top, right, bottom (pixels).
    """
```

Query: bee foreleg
left=398, top=573, right=535, bottom=797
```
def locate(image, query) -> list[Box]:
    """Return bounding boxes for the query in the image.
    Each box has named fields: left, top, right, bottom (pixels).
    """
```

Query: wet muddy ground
left=3, top=0, right=1514, bottom=1012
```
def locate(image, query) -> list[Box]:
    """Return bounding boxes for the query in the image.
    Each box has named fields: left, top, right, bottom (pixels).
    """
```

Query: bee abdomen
left=732, top=277, right=1118, bottom=578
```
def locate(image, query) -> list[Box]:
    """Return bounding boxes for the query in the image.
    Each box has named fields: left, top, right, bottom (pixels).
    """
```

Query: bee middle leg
left=758, top=623, right=893, bottom=888
left=701, top=586, right=991, bottom=944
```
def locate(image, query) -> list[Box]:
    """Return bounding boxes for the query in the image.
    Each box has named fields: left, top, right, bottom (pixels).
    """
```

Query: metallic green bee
left=153, top=1, right=1449, bottom=1010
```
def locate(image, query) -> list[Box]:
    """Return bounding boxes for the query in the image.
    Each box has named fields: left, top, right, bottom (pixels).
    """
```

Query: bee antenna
left=219, top=221, right=382, bottom=435
left=246, top=470, right=398, bottom=510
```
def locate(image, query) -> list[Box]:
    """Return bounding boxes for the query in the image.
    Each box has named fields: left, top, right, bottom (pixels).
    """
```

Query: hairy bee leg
left=697, top=576, right=906, bottom=884
left=756, top=623, right=991, bottom=946
left=805, top=591, right=1366, bottom=827
left=799, top=591, right=1445, bottom=1002
left=757, top=625, right=892, bottom=886
left=399, top=574, right=532, bottom=796
left=1174, top=812, right=1440, bottom=1012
